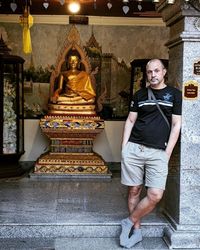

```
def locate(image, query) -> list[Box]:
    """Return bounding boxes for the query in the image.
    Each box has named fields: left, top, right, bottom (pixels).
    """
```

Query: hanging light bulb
left=153, top=0, right=160, bottom=2
left=68, top=1, right=80, bottom=14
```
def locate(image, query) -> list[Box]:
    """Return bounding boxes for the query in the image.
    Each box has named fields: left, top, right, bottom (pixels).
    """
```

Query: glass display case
left=0, top=36, right=25, bottom=177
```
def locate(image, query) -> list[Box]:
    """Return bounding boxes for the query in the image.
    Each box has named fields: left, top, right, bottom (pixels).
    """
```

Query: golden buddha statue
left=49, top=54, right=96, bottom=115
left=51, top=55, right=96, bottom=105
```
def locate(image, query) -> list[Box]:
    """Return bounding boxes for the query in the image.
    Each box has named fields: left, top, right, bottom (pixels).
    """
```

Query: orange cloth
left=65, top=71, right=96, bottom=101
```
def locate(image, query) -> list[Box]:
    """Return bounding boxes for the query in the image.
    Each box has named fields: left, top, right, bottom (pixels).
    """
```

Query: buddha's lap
left=57, top=95, right=95, bottom=104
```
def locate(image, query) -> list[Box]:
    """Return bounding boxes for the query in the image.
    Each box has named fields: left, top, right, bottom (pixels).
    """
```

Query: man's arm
left=165, top=114, right=182, bottom=158
left=122, top=111, right=138, bottom=147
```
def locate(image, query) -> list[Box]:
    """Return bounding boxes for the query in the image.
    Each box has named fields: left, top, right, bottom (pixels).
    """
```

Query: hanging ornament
left=43, top=0, right=49, bottom=9
left=107, top=1, right=112, bottom=10
left=19, top=5, right=33, bottom=54
left=122, top=5, right=129, bottom=14
left=138, top=4, right=142, bottom=11
left=93, top=0, right=97, bottom=10
left=10, top=1, right=17, bottom=12
left=122, top=0, right=129, bottom=15
left=59, top=0, right=65, bottom=5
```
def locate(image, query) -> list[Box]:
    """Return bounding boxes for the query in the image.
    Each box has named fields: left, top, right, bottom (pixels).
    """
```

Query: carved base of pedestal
left=33, top=114, right=111, bottom=178
left=34, top=152, right=109, bottom=175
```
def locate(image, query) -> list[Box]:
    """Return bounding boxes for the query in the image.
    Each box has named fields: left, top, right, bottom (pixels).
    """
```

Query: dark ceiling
left=0, top=0, right=161, bottom=18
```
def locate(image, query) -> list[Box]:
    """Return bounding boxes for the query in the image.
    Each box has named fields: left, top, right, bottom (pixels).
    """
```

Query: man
left=120, top=59, right=182, bottom=248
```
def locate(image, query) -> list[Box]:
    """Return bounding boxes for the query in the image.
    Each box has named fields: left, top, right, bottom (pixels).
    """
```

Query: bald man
left=120, top=59, right=182, bottom=248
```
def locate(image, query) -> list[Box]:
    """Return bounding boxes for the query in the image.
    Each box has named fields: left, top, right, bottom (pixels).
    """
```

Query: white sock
left=125, top=228, right=142, bottom=249
left=119, top=217, right=134, bottom=247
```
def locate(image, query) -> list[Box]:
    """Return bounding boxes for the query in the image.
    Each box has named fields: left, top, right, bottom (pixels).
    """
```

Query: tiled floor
left=0, top=172, right=169, bottom=249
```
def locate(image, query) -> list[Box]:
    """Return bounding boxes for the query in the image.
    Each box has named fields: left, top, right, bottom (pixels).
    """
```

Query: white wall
left=93, top=121, right=124, bottom=162
left=20, top=120, right=125, bottom=162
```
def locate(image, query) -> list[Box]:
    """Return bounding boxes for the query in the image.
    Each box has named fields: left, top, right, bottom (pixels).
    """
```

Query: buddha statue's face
left=68, top=55, right=79, bottom=70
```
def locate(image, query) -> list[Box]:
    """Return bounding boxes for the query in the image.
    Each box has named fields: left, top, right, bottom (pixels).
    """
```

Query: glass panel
left=19, top=64, right=24, bottom=153
left=19, top=118, right=23, bottom=153
left=19, top=63, right=23, bottom=117
left=133, top=66, right=143, bottom=95
left=3, top=69, right=17, bottom=154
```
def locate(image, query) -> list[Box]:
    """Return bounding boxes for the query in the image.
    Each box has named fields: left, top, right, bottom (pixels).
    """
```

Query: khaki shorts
left=121, top=142, right=169, bottom=190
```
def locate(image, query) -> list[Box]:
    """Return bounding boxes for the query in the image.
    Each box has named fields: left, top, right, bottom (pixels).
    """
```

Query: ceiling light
left=68, top=1, right=80, bottom=14
left=167, top=0, right=175, bottom=3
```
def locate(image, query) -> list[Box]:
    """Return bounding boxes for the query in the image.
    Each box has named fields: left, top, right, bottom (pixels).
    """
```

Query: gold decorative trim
left=50, top=138, right=94, bottom=140
left=35, top=164, right=108, bottom=174
left=49, top=110, right=96, bottom=115
left=41, top=129, right=103, bottom=134
left=44, top=115, right=101, bottom=119
left=48, top=104, right=96, bottom=110
left=35, top=151, right=108, bottom=174
left=40, top=121, right=104, bottom=130
left=49, top=152, right=94, bottom=156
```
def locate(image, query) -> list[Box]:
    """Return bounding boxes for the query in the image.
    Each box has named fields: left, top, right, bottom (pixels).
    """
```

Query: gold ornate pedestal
left=34, top=114, right=110, bottom=176
left=33, top=26, right=111, bottom=178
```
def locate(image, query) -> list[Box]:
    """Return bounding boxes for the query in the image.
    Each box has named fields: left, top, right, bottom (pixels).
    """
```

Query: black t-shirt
left=129, top=86, right=182, bottom=150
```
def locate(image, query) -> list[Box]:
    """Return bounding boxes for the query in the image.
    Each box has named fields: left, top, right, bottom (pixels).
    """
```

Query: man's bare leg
left=130, top=187, right=164, bottom=225
left=128, top=185, right=143, bottom=214
left=125, top=187, right=164, bottom=249
left=120, top=185, right=142, bottom=247
left=128, top=185, right=143, bottom=232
